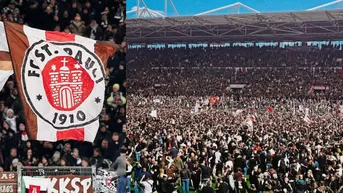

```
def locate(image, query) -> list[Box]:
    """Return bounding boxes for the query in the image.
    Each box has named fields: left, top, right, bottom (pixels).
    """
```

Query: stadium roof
left=127, top=10, right=343, bottom=43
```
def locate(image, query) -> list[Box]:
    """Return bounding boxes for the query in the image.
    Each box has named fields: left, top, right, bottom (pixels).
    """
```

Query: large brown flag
left=4, top=21, right=117, bottom=142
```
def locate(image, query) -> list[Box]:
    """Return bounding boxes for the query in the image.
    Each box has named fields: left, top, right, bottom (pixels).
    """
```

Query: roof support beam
left=195, top=2, right=259, bottom=16
left=307, top=0, right=343, bottom=11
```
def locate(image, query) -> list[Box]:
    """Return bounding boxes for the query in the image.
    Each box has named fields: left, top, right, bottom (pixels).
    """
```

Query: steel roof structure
left=127, top=10, right=343, bottom=43
left=127, top=1, right=343, bottom=44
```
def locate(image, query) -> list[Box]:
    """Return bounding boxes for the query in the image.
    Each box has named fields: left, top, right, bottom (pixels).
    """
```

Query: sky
left=127, top=0, right=341, bottom=18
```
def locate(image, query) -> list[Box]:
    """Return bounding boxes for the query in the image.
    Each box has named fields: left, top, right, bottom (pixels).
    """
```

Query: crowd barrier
left=16, top=166, right=96, bottom=193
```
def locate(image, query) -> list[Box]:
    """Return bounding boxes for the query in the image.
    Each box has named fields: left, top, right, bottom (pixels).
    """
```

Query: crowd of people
left=123, top=45, right=343, bottom=193
left=2, top=1, right=343, bottom=192
left=128, top=46, right=343, bottom=100
left=0, top=0, right=127, bottom=177
left=1, top=0, right=126, bottom=42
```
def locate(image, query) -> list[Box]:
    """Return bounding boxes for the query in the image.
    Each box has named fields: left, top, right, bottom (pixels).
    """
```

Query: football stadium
left=1, top=0, right=343, bottom=192
left=127, top=1, right=343, bottom=193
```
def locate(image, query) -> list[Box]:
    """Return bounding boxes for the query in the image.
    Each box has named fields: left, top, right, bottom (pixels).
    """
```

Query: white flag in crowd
left=150, top=109, right=157, bottom=118
left=0, top=22, right=13, bottom=90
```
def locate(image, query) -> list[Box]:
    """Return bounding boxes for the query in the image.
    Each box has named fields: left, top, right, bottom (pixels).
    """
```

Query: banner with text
left=0, top=172, right=17, bottom=193
left=22, top=175, right=92, bottom=193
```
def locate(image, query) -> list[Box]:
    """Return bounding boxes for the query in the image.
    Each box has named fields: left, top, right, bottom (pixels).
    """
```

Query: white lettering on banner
left=0, top=185, right=14, bottom=193
left=80, top=178, right=92, bottom=193
left=0, top=173, right=15, bottom=181
left=47, top=177, right=91, bottom=193
left=59, top=178, right=71, bottom=193
left=70, top=178, right=80, bottom=193
left=47, top=178, right=58, bottom=193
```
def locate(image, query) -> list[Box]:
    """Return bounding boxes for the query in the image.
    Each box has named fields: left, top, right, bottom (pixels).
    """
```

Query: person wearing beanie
left=5, top=108, right=17, bottom=133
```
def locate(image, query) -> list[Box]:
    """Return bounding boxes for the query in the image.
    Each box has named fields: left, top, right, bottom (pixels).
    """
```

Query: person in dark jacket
left=296, top=175, right=307, bottom=193
left=217, top=178, right=230, bottom=193
left=201, top=181, right=214, bottom=193
left=180, top=164, right=192, bottom=193
left=90, top=148, right=103, bottom=169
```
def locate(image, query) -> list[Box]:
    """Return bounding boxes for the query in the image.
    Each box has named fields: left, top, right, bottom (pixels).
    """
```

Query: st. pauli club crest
left=21, top=40, right=105, bottom=129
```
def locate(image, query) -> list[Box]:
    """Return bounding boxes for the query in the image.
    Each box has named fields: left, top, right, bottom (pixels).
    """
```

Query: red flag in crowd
left=267, top=106, right=274, bottom=113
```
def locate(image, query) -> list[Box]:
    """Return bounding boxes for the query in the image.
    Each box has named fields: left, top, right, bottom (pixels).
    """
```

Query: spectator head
left=100, top=124, right=107, bottom=132
left=29, top=1, right=38, bottom=9
left=93, top=148, right=101, bottom=157
left=72, top=2, right=78, bottom=9
left=62, top=10, right=69, bottom=18
left=6, top=109, right=14, bottom=118
left=54, top=25, right=60, bottom=32
left=60, top=158, right=67, bottom=166
left=104, top=7, right=110, bottom=14
left=18, top=18, right=23, bottom=24
left=103, top=114, right=110, bottom=121
left=64, top=27, right=71, bottom=34
left=73, top=148, right=79, bottom=158
left=120, top=148, right=127, bottom=156
left=19, top=123, right=26, bottom=131
left=45, top=6, right=52, bottom=14
left=9, top=1, right=16, bottom=9
left=52, top=151, right=60, bottom=163
left=144, top=175, right=151, bottom=180
left=27, top=149, right=33, bottom=157
left=81, top=157, right=89, bottom=167
left=64, top=143, right=71, bottom=153
left=85, top=1, right=91, bottom=8
left=90, top=19, right=97, bottom=25
left=42, top=155, right=49, bottom=165
left=119, top=62, right=125, bottom=70
left=12, top=158, right=19, bottom=168
left=10, top=148, right=17, bottom=157
left=11, top=88, right=18, bottom=96
left=26, top=141, right=31, bottom=148
left=112, top=132, right=119, bottom=141
left=74, top=13, right=81, bottom=22
left=101, top=13, right=107, bottom=21
left=82, top=8, right=88, bottom=15
left=6, top=80, right=14, bottom=89
left=113, top=84, right=120, bottom=92
left=101, top=139, right=109, bottom=148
